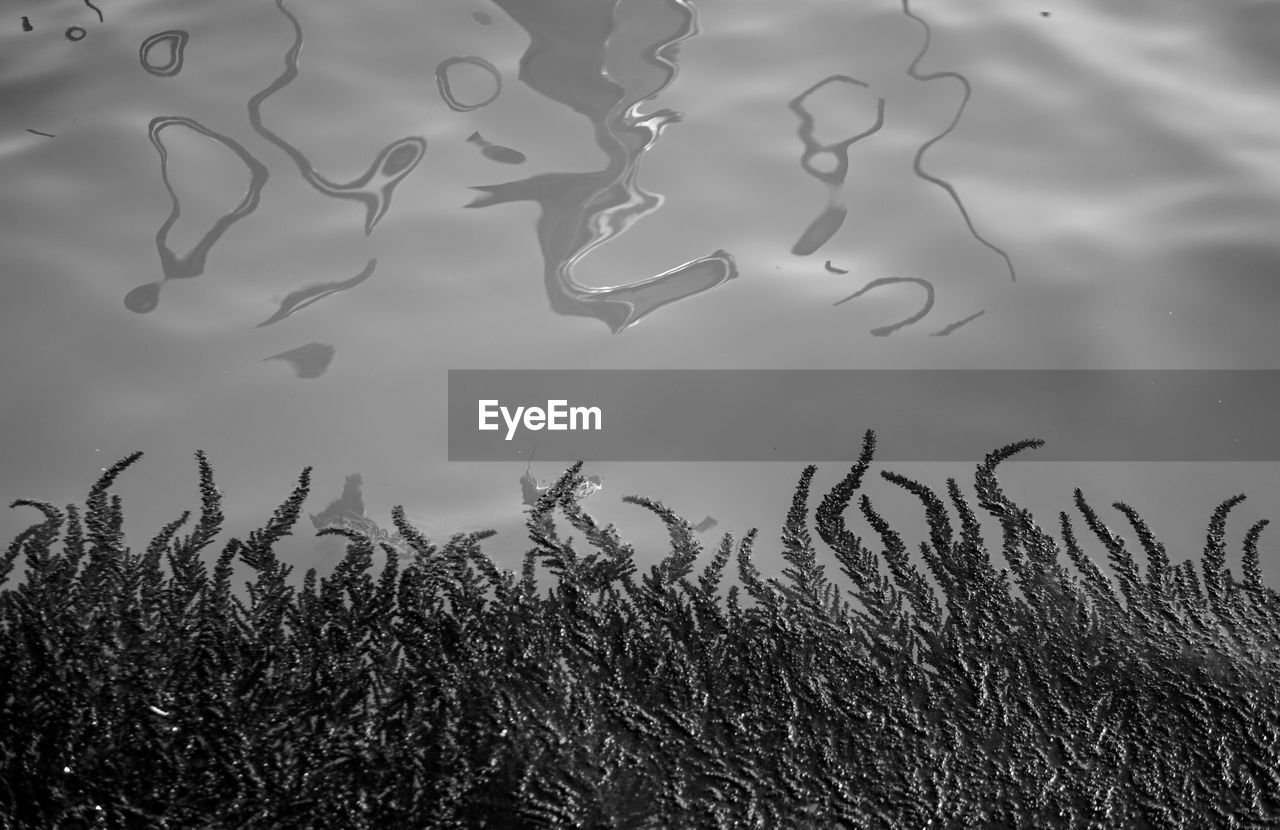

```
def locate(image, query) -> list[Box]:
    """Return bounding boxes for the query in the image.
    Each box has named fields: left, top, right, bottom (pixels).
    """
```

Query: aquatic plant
left=2, top=432, right=1279, bottom=827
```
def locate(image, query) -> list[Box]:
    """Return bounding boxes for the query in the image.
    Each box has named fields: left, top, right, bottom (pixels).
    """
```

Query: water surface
left=3, top=0, right=1280, bottom=586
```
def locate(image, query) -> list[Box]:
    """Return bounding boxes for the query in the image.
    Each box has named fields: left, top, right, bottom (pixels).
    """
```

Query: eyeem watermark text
left=478, top=399, right=602, bottom=441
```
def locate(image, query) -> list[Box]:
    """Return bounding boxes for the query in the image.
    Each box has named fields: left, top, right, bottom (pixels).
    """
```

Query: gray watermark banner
left=448, top=370, right=1280, bottom=461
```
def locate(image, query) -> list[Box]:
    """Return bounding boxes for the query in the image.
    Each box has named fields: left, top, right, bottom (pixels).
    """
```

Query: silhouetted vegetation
left=3, top=431, right=1279, bottom=827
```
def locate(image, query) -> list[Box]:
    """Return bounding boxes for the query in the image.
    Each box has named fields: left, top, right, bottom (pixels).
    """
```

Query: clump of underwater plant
left=3, top=431, right=1280, bottom=828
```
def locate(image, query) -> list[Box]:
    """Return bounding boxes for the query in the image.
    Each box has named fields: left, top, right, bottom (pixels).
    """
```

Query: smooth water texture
left=3, top=0, right=1280, bottom=584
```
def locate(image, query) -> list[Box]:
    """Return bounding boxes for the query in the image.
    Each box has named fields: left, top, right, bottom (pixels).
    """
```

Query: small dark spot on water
left=481, top=144, right=525, bottom=164
left=124, top=283, right=161, bottom=314
left=472, top=10, right=492, bottom=25
left=21, top=16, right=32, bottom=32
left=792, top=203, right=848, bottom=256
left=263, top=342, right=335, bottom=379
left=65, top=26, right=86, bottom=41
left=466, top=131, right=526, bottom=164
left=1041, top=11, right=1051, bottom=17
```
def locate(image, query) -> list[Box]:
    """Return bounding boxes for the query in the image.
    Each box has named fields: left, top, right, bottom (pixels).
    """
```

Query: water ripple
left=248, top=0, right=427, bottom=235
left=902, top=0, right=1017, bottom=283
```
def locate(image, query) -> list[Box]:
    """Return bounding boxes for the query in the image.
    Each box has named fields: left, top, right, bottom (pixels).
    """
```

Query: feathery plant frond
left=1201, top=494, right=1247, bottom=612
left=3, top=436, right=1280, bottom=827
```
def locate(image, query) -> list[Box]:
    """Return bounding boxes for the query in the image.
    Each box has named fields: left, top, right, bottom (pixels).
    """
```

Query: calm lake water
left=4, top=0, right=1280, bottom=589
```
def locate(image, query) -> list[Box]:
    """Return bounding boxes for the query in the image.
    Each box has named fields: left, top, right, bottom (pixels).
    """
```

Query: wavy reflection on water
left=249, top=0, right=426, bottom=235
left=256, top=258, right=377, bottom=328
left=127, top=116, right=269, bottom=314
left=788, top=75, right=885, bottom=257
left=139, top=30, right=188, bottom=77
left=468, top=0, right=736, bottom=333
left=435, top=56, right=503, bottom=112
left=833, top=275, right=985, bottom=337
left=833, top=276, right=935, bottom=337
left=902, top=0, right=1016, bottom=282
left=800, top=1, right=1017, bottom=334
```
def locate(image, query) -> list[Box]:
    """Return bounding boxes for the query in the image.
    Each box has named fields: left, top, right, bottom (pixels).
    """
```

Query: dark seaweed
left=3, top=432, right=1279, bottom=828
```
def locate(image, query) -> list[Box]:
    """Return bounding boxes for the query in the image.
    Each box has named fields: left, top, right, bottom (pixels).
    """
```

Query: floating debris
left=823, top=260, right=848, bottom=274
left=65, top=26, right=86, bottom=42
left=21, top=16, right=32, bottom=32
left=466, top=131, right=526, bottom=164
left=25, top=129, right=55, bottom=139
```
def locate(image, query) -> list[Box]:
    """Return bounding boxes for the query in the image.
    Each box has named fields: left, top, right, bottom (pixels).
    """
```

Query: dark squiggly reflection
left=930, top=308, right=984, bottom=336
left=794, top=205, right=846, bottom=257
left=262, top=342, right=334, bottom=378
left=467, top=131, right=526, bottom=164
left=902, top=0, right=1016, bottom=281
left=833, top=276, right=933, bottom=336
left=140, top=30, right=189, bottom=77
left=468, top=0, right=735, bottom=333
left=83, top=0, right=103, bottom=23
left=126, top=116, right=269, bottom=314
left=788, top=75, right=885, bottom=256
left=249, top=0, right=426, bottom=235
left=256, top=258, right=377, bottom=328
left=436, top=56, right=502, bottom=112
left=833, top=276, right=984, bottom=336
